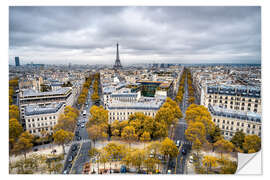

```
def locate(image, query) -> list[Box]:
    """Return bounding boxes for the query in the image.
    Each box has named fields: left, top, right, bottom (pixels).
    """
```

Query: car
left=77, top=122, right=80, bottom=126
left=76, top=136, right=81, bottom=141
left=33, top=147, right=38, bottom=152
left=68, top=155, right=73, bottom=162
left=75, top=131, right=79, bottom=136
left=176, top=140, right=180, bottom=147
left=72, top=145, right=77, bottom=151
left=68, top=163, right=72, bottom=169
left=81, top=124, right=85, bottom=128
left=63, top=170, right=68, bottom=174
left=181, top=149, right=186, bottom=155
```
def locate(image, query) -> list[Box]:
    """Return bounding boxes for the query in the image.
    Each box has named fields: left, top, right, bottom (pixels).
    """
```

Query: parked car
left=72, top=145, right=77, bottom=151
left=68, top=155, right=73, bottom=162
left=33, top=147, right=38, bottom=152
left=81, top=124, right=85, bottom=128
left=68, top=163, right=72, bottom=169
left=63, top=170, right=68, bottom=174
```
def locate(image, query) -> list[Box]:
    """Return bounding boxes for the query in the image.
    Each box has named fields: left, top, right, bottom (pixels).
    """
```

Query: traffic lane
left=63, top=143, right=79, bottom=174
left=73, top=141, right=91, bottom=174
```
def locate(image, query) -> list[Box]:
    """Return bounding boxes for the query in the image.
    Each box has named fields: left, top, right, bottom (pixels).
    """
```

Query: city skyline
left=9, top=6, right=261, bottom=65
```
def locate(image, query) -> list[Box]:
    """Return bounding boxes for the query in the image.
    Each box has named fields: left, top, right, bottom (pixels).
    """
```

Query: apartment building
left=208, top=104, right=261, bottom=140
left=201, top=85, right=261, bottom=114
left=24, top=102, right=65, bottom=136
left=19, top=87, right=73, bottom=128
left=107, top=96, right=166, bottom=124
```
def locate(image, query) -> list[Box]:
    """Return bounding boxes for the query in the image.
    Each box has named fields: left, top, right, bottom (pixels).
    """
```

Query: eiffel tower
left=113, top=43, right=122, bottom=69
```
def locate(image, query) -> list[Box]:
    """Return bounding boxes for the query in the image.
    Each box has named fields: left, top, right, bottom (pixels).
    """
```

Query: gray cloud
left=9, top=6, right=261, bottom=65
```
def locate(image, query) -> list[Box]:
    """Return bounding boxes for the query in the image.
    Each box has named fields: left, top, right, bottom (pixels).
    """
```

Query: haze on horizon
left=9, top=6, right=261, bottom=65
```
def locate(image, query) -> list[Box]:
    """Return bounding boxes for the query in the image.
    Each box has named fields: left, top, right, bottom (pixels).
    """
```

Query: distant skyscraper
left=113, top=43, right=123, bottom=69
left=15, top=56, right=20, bottom=66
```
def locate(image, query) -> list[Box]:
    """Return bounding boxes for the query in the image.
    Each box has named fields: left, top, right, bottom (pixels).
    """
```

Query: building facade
left=19, top=87, right=73, bottom=128
left=24, top=103, right=65, bottom=136
left=201, top=85, right=261, bottom=114
left=107, top=96, right=165, bottom=124
left=208, top=104, right=261, bottom=140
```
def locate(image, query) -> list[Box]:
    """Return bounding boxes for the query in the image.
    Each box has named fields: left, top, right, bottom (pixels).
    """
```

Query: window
left=33, top=130, right=36, bottom=133
left=227, top=121, right=230, bottom=124
left=242, top=98, right=245, bottom=101
left=241, top=123, right=244, bottom=127
left=28, top=124, right=31, bottom=128
left=231, top=127, right=233, bottom=130
left=248, top=99, right=252, bottom=102
left=223, top=120, right=225, bottom=123
left=253, top=125, right=256, bottom=129
left=241, top=107, right=244, bottom=110
left=255, top=104, right=258, bottom=108
left=231, top=121, right=234, bottom=125
left=248, top=103, right=251, bottom=107
left=237, top=122, right=240, bottom=126
left=28, top=119, right=30, bottom=122
left=41, top=117, right=43, bottom=120
left=226, top=126, right=229, bottom=130
left=213, top=119, right=216, bottom=122
left=32, top=118, right=35, bottom=122
left=248, top=124, right=250, bottom=128
left=45, top=117, right=47, bottom=120
left=222, top=125, right=225, bottom=129
left=219, top=100, right=222, bottom=103
left=217, top=119, right=220, bottom=123
left=230, top=102, right=233, bottom=105
left=37, top=118, right=39, bottom=121
left=254, top=109, right=257, bottom=113
left=242, top=103, right=245, bottom=106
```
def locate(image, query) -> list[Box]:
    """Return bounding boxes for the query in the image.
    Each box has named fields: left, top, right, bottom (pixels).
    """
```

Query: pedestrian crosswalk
left=71, top=139, right=91, bottom=145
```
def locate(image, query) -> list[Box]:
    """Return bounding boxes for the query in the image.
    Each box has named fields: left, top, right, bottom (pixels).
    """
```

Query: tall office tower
left=113, top=43, right=123, bottom=69
left=15, top=56, right=20, bottom=66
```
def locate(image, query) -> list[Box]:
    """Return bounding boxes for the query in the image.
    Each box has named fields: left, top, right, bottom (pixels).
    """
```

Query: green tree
left=53, top=129, right=74, bottom=154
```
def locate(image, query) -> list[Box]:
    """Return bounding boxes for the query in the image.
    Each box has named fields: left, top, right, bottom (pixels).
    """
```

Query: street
left=170, top=70, right=192, bottom=174
left=63, top=84, right=94, bottom=174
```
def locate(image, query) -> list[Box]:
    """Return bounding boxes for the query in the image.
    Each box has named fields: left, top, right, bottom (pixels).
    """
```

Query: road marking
left=69, top=142, right=83, bottom=174
left=174, top=142, right=183, bottom=174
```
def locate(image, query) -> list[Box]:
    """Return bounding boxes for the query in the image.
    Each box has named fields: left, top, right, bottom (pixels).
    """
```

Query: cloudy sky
left=9, top=6, right=261, bottom=65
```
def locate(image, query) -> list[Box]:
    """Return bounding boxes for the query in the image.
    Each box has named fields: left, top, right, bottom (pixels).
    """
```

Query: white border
left=2, top=0, right=270, bottom=180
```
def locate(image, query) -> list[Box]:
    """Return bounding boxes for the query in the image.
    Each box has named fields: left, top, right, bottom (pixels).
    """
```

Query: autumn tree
left=214, top=139, right=234, bottom=158
left=9, top=118, right=23, bottom=148
left=130, top=149, right=146, bottom=172
left=88, top=105, right=108, bottom=126
left=185, top=122, right=206, bottom=144
left=121, top=126, right=138, bottom=147
left=13, top=132, right=34, bottom=160
left=242, top=135, right=261, bottom=153
left=202, top=155, right=218, bottom=173
left=87, top=124, right=108, bottom=147
left=160, top=137, right=178, bottom=162
left=140, top=131, right=151, bottom=147
left=53, top=129, right=74, bottom=154
left=54, top=113, right=76, bottom=132
left=9, top=105, right=20, bottom=120
left=230, top=130, right=245, bottom=150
